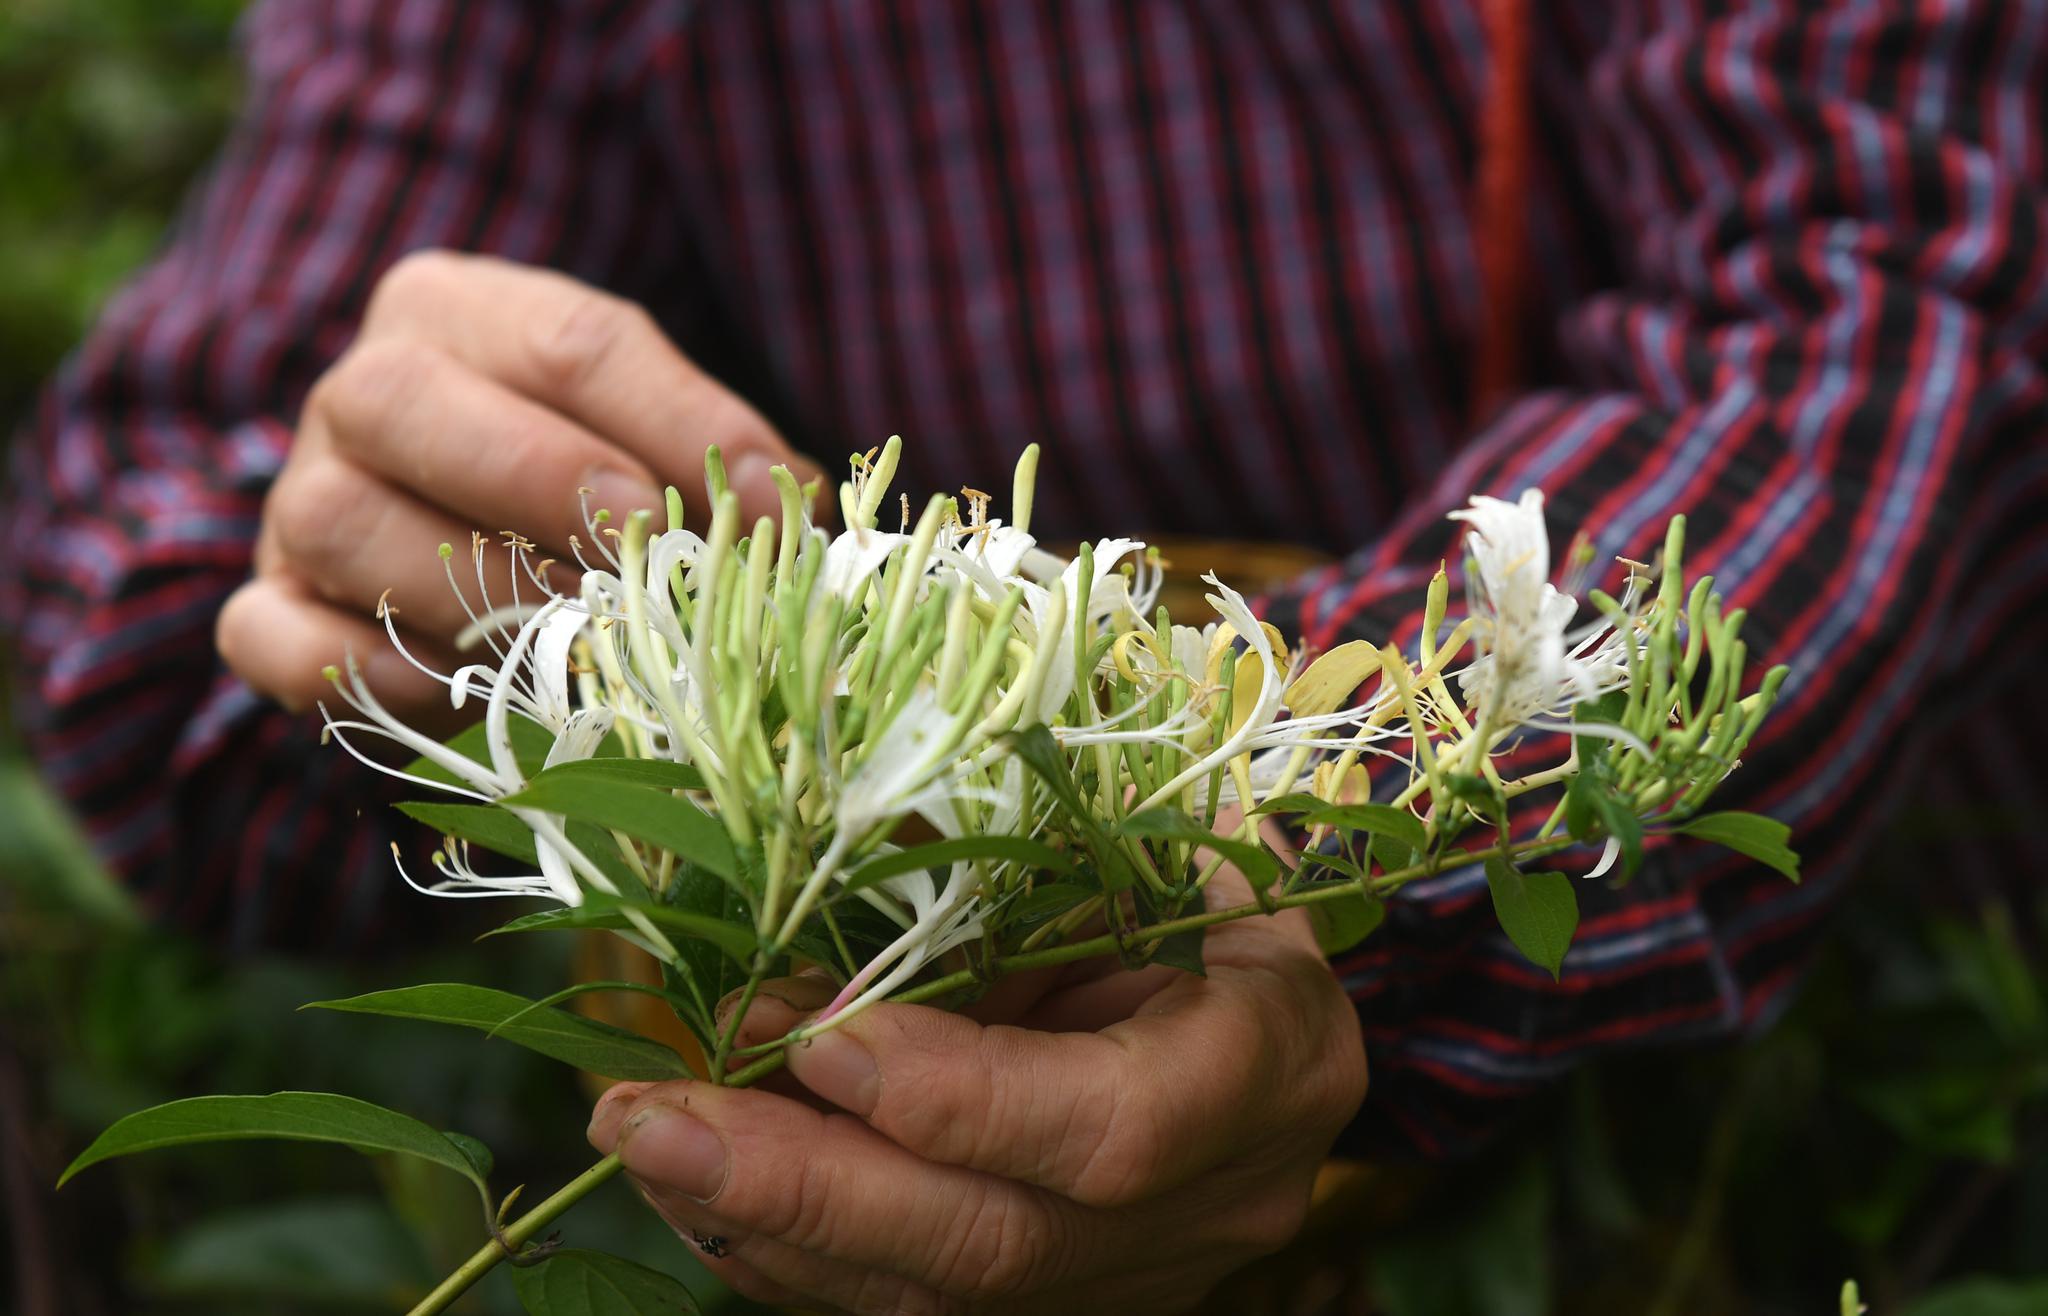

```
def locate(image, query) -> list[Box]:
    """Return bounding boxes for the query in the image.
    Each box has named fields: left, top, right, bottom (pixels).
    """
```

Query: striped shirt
left=6, top=0, right=2046, bottom=1157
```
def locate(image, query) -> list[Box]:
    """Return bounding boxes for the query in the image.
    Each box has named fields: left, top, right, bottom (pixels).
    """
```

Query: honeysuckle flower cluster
left=70, top=438, right=1799, bottom=1313
left=318, top=437, right=1792, bottom=1042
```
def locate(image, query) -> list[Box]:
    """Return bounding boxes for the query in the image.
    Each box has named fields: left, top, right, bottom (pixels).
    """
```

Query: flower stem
left=405, top=1152, right=625, bottom=1316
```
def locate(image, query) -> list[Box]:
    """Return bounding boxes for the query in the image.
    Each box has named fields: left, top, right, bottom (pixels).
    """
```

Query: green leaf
left=1308, top=892, right=1385, bottom=955
left=59, top=1093, right=491, bottom=1199
left=405, top=715, right=554, bottom=787
left=1132, top=885, right=1206, bottom=975
left=395, top=801, right=540, bottom=866
left=1300, top=802, right=1429, bottom=855
left=1248, top=794, right=1430, bottom=855
left=843, top=835, right=1075, bottom=897
left=1007, top=882, right=1095, bottom=924
left=1148, top=926, right=1207, bottom=976
left=1603, top=799, right=1645, bottom=880
left=1249, top=792, right=1330, bottom=817
left=1369, top=832, right=1419, bottom=876
left=528, top=757, right=708, bottom=794
left=501, top=777, right=736, bottom=883
left=1484, top=857, right=1579, bottom=980
left=306, top=984, right=692, bottom=1082
left=1674, top=810, right=1800, bottom=883
left=1563, top=770, right=1601, bottom=844
left=1902, top=1278, right=2048, bottom=1316
left=150, top=1197, right=433, bottom=1304
left=1572, top=690, right=1629, bottom=765
left=1296, top=851, right=1370, bottom=882
left=485, top=893, right=758, bottom=966
left=512, top=1249, right=702, bottom=1315
left=1119, top=807, right=1282, bottom=883
left=1008, top=726, right=1135, bottom=892
left=1444, top=772, right=1505, bottom=820
left=1564, top=773, right=1644, bottom=880
left=440, top=1130, right=496, bottom=1182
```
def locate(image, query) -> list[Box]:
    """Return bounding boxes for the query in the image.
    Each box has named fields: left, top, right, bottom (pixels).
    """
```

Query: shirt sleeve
left=1258, top=0, right=2048, bottom=1158
left=1, top=0, right=681, bottom=950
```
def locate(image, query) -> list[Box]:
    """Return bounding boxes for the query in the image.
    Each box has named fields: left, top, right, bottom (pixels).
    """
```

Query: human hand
left=587, top=874, right=1368, bottom=1314
left=217, top=250, right=822, bottom=717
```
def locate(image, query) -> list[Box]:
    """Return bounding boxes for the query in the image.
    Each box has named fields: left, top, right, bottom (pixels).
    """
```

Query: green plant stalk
left=409, top=832, right=1574, bottom=1312
left=406, top=1151, right=626, bottom=1316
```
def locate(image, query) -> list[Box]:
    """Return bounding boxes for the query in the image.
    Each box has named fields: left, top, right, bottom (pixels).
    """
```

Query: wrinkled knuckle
left=850, top=1273, right=954, bottom=1316
left=1067, top=1101, right=1168, bottom=1208
left=758, top=1143, right=838, bottom=1253
left=368, top=247, right=464, bottom=323
left=949, top=1193, right=1066, bottom=1301
left=527, top=287, right=642, bottom=390
left=268, top=458, right=370, bottom=573
left=314, top=338, right=427, bottom=444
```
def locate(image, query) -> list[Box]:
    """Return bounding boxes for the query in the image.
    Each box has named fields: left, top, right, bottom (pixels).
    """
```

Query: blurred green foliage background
left=1, top=4, right=2043, bottom=1314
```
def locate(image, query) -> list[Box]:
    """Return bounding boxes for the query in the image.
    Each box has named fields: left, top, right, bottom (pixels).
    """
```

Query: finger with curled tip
left=263, top=453, right=539, bottom=646
left=308, top=340, right=664, bottom=555
left=592, top=1081, right=1096, bottom=1304
left=360, top=251, right=823, bottom=522
left=216, top=574, right=465, bottom=730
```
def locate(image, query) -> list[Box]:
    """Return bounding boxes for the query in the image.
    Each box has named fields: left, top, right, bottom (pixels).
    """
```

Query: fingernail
left=586, top=1082, right=653, bottom=1146
left=619, top=1103, right=728, bottom=1203
left=583, top=467, right=662, bottom=523
left=789, top=1029, right=880, bottom=1117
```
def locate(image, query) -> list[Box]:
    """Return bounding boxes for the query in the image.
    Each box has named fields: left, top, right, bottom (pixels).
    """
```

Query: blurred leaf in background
left=0, top=0, right=246, bottom=427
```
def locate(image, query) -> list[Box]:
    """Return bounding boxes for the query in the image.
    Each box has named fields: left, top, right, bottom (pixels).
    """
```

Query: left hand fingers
left=589, top=1079, right=1095, bottom=1306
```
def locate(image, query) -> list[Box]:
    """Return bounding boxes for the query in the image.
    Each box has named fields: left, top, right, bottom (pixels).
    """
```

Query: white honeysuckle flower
left=834, top=687, right=969, bottom=838
left=958, top=521, right=1039, bottom=581
left=1130, top=575, right=1288, bottom=812
left=821, top=527, right=910, bottom=601
left=1450, top=489, right=1631, bottom=729
left=809, top=859, right=985, bottom=1033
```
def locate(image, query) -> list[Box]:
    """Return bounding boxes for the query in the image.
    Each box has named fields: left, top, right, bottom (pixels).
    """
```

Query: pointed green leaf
left=1120, top=807, right=1281, bottom=883
left=501, top=778, right=735, bottom=882
left=484, top=894, right=757, bottom=965
left=1445, top=772, right=1506, bottom=820
left=1148, top=926, right=1208, bottom=976
left=843, top=835, right=1075, bottom=897
left=1007, top=882, right=1094, bottom=924
left=1369, top=832, right=1418, bottom=876
left=528, top=758, right=708, bottom=794
left=1248, top=792, right=1328, bottom=818
left=405, top=715, right=554, bottom=788
left=1484, top=857, right=1579, bottom=980
left=1008, top=726, right=1135, bottom=892
left=1308, top=892, right=1386, bottom=956
left=1572, top=690, right=1629, bottom=766
left=1674, top=810, right=1800, bottom=883
left=395, top=802, right=540, bottom=866
left=512, top=1248, right=701, bottom=1314
left=306, top=984, right=691, bottom=1081
left=1296, top=851, right=1369, bottom=882
left=1301, top=803, right=1429, bottom=855
left=59, top=1093, right=491, bottom=1197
